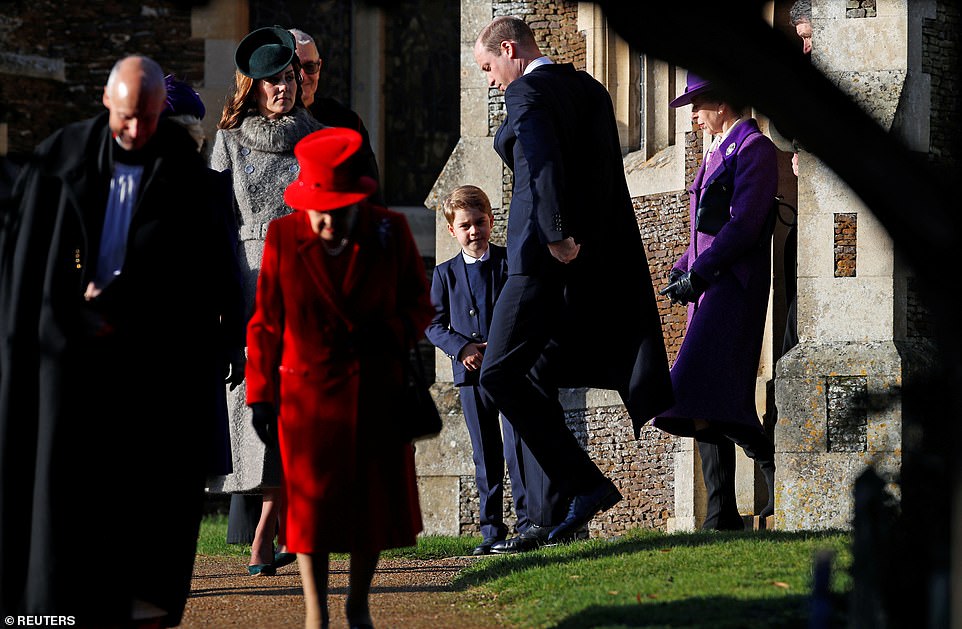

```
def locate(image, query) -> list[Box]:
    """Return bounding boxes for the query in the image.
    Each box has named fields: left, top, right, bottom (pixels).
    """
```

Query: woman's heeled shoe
left=248, top=563, right=276, bottom=576
left=273, top=551, right=297, bottom=569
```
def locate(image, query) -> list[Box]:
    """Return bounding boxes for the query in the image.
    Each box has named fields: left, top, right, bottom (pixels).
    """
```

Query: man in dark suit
left=473, top=16, right=674, bottom=544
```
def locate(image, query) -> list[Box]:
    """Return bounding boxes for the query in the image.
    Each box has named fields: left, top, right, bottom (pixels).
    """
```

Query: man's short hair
left=789, top=0, right=812, bottom=26
left=441, top=185, right=493, bottom=225
left=476, top=15, right=535, bottom=55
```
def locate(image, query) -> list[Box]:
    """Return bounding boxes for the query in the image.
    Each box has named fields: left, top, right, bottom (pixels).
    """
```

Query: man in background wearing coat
left=473, top=16, right=673, bottom=547
left=0, top=55, right=242, bottom=627
left=289, top=27, right=382, bottom=205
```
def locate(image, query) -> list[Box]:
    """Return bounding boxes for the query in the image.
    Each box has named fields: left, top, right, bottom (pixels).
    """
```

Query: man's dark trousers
left=480, top=272, right=608, bottom=498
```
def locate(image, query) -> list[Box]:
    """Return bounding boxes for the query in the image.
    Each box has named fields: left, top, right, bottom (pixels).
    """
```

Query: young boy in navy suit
left=427, top=186, right=567, bottom=554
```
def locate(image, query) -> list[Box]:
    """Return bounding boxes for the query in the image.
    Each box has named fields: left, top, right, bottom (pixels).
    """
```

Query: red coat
left=246, top=204, right=433, bottom=553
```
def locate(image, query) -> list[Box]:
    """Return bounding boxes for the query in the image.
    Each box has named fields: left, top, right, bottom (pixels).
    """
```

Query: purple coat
left=654, top=118, right=778, bottom=436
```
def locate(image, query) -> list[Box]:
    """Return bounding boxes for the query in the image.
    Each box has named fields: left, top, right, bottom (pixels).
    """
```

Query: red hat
left=284, top=128, right=378, bottom=211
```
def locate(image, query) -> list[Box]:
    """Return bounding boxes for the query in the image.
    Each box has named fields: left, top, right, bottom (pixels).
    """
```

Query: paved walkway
left=180, top=554, right=507, bottom=628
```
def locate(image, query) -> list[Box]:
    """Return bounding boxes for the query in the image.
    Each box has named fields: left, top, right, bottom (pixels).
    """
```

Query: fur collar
left=236, top=108, right=320, bottom=153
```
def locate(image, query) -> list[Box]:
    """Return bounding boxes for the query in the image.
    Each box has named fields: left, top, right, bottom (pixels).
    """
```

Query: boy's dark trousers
left=459, top=384, right=528, bottom=540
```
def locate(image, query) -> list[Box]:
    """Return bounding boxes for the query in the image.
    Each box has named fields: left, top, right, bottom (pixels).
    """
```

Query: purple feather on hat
left=163, top=75, right=206, bottom=120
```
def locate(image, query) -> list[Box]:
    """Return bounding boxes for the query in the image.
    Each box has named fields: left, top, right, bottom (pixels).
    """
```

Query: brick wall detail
left=834, top=212, right=857, bottom=278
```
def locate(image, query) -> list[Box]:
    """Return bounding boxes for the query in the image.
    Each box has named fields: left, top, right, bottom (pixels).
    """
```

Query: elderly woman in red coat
left=245, top=127, right=432, bottom=628
left=656, top=72, right=779, bottom=531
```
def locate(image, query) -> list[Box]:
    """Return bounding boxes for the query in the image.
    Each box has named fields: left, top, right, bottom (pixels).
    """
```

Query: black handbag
left=695, top=179, right=733, bottom=235
left=397, top=339, right=443, bottom=442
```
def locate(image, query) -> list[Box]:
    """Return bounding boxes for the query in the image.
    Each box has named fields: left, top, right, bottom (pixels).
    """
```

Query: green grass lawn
left=197, top=515, right=851, bottom=628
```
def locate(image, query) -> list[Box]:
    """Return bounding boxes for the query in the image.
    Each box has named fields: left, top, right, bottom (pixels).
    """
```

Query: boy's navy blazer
left=425, top=244, right=508, bottom=386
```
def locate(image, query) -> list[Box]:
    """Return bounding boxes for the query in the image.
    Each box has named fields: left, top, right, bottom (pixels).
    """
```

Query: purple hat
left=669, top=72, right=714, bottom=108
left=163, top=75, right=206, bottom=120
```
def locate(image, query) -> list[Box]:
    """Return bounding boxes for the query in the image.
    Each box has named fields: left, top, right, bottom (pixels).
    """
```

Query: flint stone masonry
left=846, top=1, right=878, bottom=19
left=922, top=2, right=960, bottom=175
left=826, top=376, right=868, bottom=452
left=561, top=397, right=677, bottom=535
left=0, top=53, right=65, bottom=82
left=634, top=191, right=688, bottom=359
left=906, top=276, right=936, bottom=341
left=834, top=212, right=857, bottom=277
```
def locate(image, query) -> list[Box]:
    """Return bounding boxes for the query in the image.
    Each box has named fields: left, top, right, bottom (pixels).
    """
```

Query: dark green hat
left=234, top=26, right=296, bottom=80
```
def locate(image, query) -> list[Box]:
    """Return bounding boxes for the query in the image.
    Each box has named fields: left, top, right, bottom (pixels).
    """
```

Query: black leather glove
left=250, top=402, right=278, bottom=449
left=660, top=270, right=708, bottom=306
left=660, top=269, right=685, bottom=304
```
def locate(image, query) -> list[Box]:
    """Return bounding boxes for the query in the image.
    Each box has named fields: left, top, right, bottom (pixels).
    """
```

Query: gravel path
left=180, top=554, right=508, bottom=628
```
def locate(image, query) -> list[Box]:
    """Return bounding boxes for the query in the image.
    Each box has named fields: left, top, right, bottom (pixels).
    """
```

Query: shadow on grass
left=452, top=529, right=849, bottom=590
left=548, top=593, right=847, bottom=628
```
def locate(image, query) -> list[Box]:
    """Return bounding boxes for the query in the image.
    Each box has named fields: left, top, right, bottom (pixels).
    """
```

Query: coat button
left=471, top=332, right=479, bottom=338
left=244, top=164, right=255, bottom=174
left=469, top=309, right=476, bottom=316
left=240, top=147, right=251, bottom=156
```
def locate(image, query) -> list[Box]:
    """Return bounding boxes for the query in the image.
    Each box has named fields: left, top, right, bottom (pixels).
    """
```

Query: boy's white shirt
left=461, top=246, right=491, bottom=264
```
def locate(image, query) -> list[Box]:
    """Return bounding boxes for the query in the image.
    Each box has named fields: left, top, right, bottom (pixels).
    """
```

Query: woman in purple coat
left=656, top=72, right=778, bottom=530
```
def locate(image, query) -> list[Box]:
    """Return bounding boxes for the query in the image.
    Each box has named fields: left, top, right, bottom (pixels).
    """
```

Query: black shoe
left=548, top=480, right=622, bottom=543
left=702, top=512, right=745, bottom=531
left=472, top=537, right=502, bottom=555
left=490, top=524, right=552, bottom=554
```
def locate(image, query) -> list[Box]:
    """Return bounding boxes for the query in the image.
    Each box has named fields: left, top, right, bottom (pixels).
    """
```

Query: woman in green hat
left=207, top=25, right=323, bottom=577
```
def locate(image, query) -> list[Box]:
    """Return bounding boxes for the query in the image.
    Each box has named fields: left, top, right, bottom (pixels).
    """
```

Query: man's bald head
left=102, top=56, right=167, bottom=151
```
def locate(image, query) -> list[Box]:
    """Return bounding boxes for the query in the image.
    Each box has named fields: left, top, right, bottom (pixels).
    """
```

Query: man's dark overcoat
left=0, top=113, right=242, bottom=624
left=494, top=62, right=673, bottom=436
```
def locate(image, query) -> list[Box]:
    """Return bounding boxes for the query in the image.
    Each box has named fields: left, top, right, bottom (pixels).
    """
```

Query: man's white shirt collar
left=524, top=56, right=553, bottom=75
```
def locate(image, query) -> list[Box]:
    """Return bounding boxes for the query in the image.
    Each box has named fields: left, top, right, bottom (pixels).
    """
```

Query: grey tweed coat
left=207, top=106, right=322, bottom=492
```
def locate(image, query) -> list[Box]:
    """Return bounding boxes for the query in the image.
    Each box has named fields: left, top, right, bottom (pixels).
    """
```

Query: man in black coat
left=290, top=27, right=382, bottom=204
left=473, top=16, right=673, bottom=547
left=0, top=55, right=243, bottom=626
